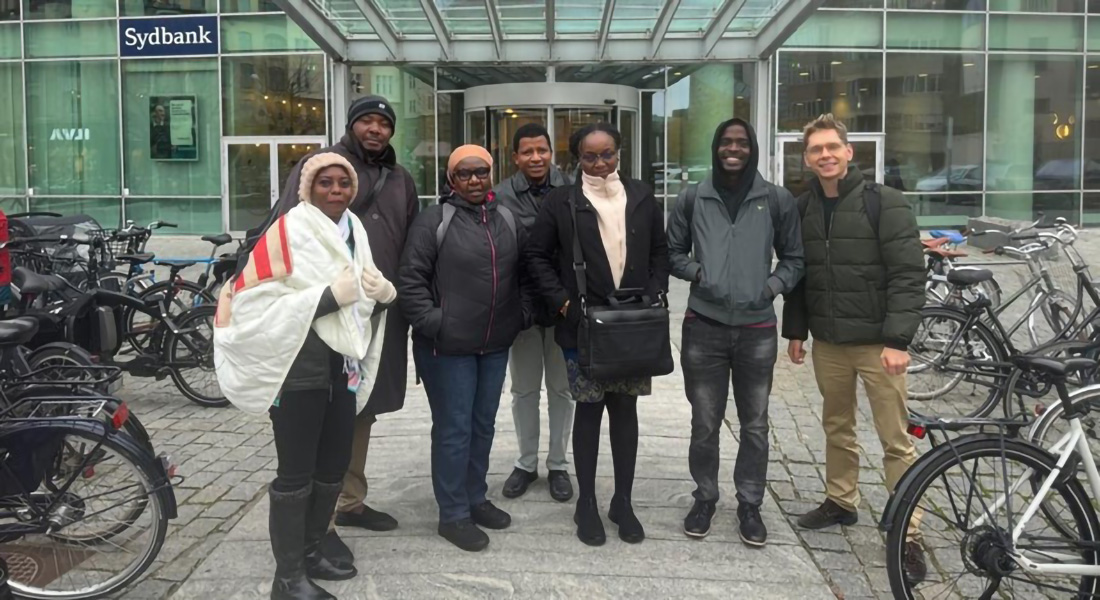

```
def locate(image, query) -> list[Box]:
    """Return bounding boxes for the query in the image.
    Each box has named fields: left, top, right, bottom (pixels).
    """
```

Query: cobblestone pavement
left=94, top=232, right=1100, bottom=599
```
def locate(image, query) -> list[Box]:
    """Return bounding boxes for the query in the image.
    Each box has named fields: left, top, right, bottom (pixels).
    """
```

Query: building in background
left=0, top=0, right=1097, bottom=233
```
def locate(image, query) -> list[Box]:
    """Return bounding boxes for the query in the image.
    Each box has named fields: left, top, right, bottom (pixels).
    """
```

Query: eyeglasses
left=580, top=151, right=617, bottom=165
left=805, top=142, right=847, bottom=158
left=453, top=167, right=491, bottom=182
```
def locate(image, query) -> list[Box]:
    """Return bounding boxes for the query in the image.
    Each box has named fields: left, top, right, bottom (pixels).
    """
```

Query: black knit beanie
left=347, top=95, right=396, bottom=131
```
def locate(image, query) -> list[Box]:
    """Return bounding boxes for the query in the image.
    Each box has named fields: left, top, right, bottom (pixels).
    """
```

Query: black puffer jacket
left=281, top=288, right=343, bottom=392
left=398, top=194, right=534, bottom=355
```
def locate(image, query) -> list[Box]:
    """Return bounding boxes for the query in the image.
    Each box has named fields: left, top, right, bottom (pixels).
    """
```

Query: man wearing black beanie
left=272, top=93, right=419, bottom=573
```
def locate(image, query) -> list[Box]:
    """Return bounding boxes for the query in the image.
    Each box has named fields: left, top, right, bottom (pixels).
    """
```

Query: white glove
left=361, top=262, right=397, bottom=304
left=331, top=266, right=360, bottom=307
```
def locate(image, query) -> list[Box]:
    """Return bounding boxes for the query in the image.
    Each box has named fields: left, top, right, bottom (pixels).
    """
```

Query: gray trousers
left=509, top=326, right=574, bottom=473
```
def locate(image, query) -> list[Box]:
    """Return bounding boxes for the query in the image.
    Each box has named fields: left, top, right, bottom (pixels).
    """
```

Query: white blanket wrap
left=213, top=203, right=386, bottom=415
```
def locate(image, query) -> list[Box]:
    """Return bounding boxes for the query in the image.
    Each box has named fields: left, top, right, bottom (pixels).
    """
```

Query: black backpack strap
left=497, top=205, right=517, bottom=242
left=863, top=182, right=881, bottom=239
left=684, top=183, right=698, bottom=225
left=352, top=166, right=391, bottom=215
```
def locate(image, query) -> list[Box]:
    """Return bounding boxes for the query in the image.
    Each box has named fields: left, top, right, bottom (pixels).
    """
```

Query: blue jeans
left=681, top=314, right=777, bottom=506
left=413, top=342, right=509, bottom=524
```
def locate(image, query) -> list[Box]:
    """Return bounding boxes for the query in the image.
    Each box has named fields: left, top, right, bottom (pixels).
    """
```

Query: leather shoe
left=471, top=501, right=511, bottom=530
left=502, top=467, right=538, bottom=499
left=547, top=470, right=573, bottom=502
left=438, top=519, right=489, bottom=552
left=796, top=499, right=858, bottom=530
left=334, top=504, right=399, bottom=532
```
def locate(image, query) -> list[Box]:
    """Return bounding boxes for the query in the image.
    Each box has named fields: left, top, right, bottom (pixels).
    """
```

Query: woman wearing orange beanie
left=397, top=145, right=535, bottom=552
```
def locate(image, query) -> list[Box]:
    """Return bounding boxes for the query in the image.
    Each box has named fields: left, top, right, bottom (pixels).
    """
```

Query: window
left=777, top=51, right=884, bottom=132
left=222, top=55, right=326, bottom=136
left=0, top=63, right=24, bottom=195
left=25, top=61, right=121, bottom=196
left=120, top=0, right=215, bottom=15
left=221, top=14, right=319, bottom=53
left=350, top=66, right=435, bottom=196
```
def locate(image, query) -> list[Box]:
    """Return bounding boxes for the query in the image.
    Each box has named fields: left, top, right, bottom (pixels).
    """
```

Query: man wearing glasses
left=781, top=114, right=927, bottom=584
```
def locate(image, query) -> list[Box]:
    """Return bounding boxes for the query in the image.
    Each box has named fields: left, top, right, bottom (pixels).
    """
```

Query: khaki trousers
left=327, top=412, right=376, bottom=531
left=811, top=340, right=922, bottom=539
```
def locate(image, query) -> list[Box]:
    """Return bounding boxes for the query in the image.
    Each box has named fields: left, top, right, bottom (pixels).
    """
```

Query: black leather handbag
left=569, top=192, right=674, bottom=382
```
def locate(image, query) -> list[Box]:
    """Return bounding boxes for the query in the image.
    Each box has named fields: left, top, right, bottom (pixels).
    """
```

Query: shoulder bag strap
left=352, top=166, right=391, bottom=215
left=569, top=188, right=588, bottom=308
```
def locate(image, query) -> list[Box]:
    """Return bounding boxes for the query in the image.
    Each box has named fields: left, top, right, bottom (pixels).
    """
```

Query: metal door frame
left=221, top=136, right=327, bottom=233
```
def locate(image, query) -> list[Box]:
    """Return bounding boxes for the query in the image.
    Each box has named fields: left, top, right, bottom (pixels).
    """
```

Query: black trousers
left=269, top=354, right=356, bottom=492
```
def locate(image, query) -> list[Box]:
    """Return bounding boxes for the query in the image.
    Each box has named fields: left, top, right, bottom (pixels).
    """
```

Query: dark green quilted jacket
left=781, top=169, right=925, bottom=349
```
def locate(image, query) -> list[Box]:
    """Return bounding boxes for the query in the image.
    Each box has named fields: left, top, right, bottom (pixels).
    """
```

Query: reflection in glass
left=278, top=143, right=321, bottom=197
left=1085, top=193, right=1100, bottom=225
left=987, top=192, right=1081, bottom=224
left=221, top=0, right=281, bottom=11
left=350, top=66, right=435, bottom=198
left=621, top=109, right=637, bottom=179
left=29, top=198, right=121, bottom=228
left=987, top=55, right=1082, bottom=210
left=221, top=14, right=319, bottom=53
left=0, top=62, right=23, bottom=195
left=885, top=12, right=984, bottom=50
left=437, top=93, right=465, bottom=199
left=227, top=143, right=271, bottom=232
left=486, top=108, right=546, bottom=182
left=781, top=140, right=877, bottom=198
left=126, top=198, right=221, bottom=234
left=553, top=108, right=613, bottom=177
left=887, top=0, right=985, bottom=9
left=496, top=0, right=546, bottom=34
left=24, top=20, right=117, bottom=58
left=221, top=55, right=326, bottom=136
left=26, top=61, right=121, bottom=196
left=22, top=0, right=114, bottom=18
left=776, top=51, right=884, bottom=133
left=784, top=11, right=882, bottom=47
left=120, top=0, right=215, bottom=15
left=0, top=23, right=19, bottom=58
left=885, top=53, right=984, bottom=220
left=1086, top=59, right=1100, bottom=191
left=123, top=59, right=220, bottom=197
left=988, top=0, right=1083, bottom=12
left=641, top=90, right=666, bottom=197
left=988, top=14, right=1083, bottom=51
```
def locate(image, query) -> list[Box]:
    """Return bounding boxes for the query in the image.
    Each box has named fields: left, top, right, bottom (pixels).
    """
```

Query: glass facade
left=0, top=5, right=324, bottom=233
left=779, top=0, right=1097, bottom=226
left=0, top=0, right=1094, bottom=232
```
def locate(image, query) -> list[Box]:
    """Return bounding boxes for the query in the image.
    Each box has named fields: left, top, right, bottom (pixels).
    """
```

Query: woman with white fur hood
left=213, top=152, right=396, bottom=600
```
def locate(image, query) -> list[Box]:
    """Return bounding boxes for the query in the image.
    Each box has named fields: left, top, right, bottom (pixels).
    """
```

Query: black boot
left=268, top=483, right=335, bottom=600
left=608, top=495, right=645, bottom=544
left=304, top=480, right=357, bottom=581
left=573, top=496, right=606, bottom=546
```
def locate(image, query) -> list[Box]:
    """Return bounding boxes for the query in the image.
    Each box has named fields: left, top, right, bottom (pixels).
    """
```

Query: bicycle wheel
left=907, top=306, right=1010, bottom=418
left=1027, top=289, right=1091, bottom=348
left=123, top=280, right=214, bottom=354
left=885, top=436, right=1100, bottom=599
left=26, top=345, right=110, bottom=396
left=166, top=306, right=226, bottom=408
left=0, top=420, right=170, bottom=600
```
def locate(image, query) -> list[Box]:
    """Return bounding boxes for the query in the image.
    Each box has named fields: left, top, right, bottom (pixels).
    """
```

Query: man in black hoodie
left=666, top=119, right=803, bottom=547
left=272, top=95, right=420, bottom=567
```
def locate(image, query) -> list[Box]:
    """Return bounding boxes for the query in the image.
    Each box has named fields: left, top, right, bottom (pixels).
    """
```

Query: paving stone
left=802, top=531, right=853, bottom=553
left=189, top=484, right=230, bottom=505
left=177, top=517, right=221, bottom=540
left=203, top=500, right=246, bottom=520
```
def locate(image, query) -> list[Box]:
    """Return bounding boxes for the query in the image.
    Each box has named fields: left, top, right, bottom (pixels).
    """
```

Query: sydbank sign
left=120, top=16, right=219, bottom=58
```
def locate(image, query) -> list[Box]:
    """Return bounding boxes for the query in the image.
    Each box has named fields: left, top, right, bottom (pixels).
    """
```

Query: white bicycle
left=883, top=354, right=1100, bottom=598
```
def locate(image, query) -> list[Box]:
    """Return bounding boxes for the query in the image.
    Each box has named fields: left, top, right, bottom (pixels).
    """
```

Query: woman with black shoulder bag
left=525, top=122, right=672, bottom=547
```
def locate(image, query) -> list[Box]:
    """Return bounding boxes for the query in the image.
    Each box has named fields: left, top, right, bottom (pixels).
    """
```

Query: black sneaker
left=796, top=499, right=858, bottom=530
left=683, top=500, right=716, bottom=539
left=904, top=541, right=928, bottom=585
left=502, top=467, right=538, bottom=499
left=438, top=519, right=490, bottom=552
left=335, top=504, right=399, bottom=531
left=607, top=495, right=645, bottom=544
left=547, top=470, right=574, bottom=502
left=737, top=504, right=767, bottom=547
left=471, top=501, right=511, bottom=530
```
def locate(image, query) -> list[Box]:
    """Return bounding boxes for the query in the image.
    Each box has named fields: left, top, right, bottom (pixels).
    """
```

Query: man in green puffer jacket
left=781, top=114, right=928, bottom=585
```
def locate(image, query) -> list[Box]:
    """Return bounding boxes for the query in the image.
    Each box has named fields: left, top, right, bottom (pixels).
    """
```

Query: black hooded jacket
left=666, top=119, right=804, bottom=326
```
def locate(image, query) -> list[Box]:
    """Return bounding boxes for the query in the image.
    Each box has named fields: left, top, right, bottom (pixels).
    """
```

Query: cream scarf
left=581, top=171, right=628, bottom=288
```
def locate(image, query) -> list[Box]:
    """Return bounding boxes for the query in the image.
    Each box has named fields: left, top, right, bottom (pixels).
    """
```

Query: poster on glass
left=150, top=95, right=198, bottom=161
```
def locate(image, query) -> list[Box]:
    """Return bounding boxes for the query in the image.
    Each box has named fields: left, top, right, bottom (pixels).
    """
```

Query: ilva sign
left=119, top=15, right=219, bottom=58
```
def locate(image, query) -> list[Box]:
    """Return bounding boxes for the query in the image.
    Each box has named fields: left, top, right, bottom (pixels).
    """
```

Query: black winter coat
left=398, top=194, right=534, bottom=355
left=273, top=136, right=419, bottom=415
left=525, top=177, right=671, bottom=351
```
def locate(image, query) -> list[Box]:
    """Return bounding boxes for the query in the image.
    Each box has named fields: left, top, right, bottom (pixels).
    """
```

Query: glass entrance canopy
left=275, top=0, right=820, bottom=63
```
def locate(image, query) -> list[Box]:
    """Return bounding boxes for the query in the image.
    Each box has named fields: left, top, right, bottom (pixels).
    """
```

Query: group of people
left=213, top=93, right=929, bottom=600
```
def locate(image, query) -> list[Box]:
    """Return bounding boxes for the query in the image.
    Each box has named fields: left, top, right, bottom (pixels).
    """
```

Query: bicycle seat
left=1014, top=355, right=1098, bottom=378
left=921, top=238, right=949, bottom=249
left=927, top=248, right=968, bottom=259
left=153, top=259, right=198, bottom=269
left=946, top=268, right=994, bottom=287
left=116, top=254, right=155, bottom=265
left=0, top=318, right=39, bottom=347
left=12, top=267, right=67, bottom=295
left=202, top=233, right=233, bottom=247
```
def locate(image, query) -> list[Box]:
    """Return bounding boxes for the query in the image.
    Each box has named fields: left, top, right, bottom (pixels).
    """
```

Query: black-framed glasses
left=580, top=151, right=617, bottom=165
left=453, top=167, right=491, bottom=182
